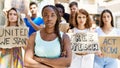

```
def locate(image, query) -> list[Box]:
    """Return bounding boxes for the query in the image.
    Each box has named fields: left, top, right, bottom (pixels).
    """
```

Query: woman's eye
left=43, top=14, right=48, bottom=17
left=78, top=17, right=81, bottom=18
left=51, top=15, right=55, bottom=17
left=83, top=16, right=86, bottom=18
left=9, top=13, right=12, bottom=15
left=14, top=14, right=17, bottom=16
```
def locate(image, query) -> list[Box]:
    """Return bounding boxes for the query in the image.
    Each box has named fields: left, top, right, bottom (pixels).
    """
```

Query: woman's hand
left=76, top=52, right=88, bottom=55
left=61, top=51, right=67, bottom=57
left=95, top=51, right=104, bottom=58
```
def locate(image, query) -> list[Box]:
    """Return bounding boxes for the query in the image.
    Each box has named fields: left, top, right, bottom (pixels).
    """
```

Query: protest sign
left=59, top=23, right=69, bottom=32
left=4, top=0, right=29, bottom=13
left=68, top=32, right=100, bottom=53
left=55, top=0, right=69, bottom=3
left=99, top=36, right=120, bottom=58
left=0, top=27, right=28, bottom=48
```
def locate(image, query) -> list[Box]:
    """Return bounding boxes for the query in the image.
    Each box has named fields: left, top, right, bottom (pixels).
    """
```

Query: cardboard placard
left=54, top=0, right=69, bottom=3
left=0, top=27, right=28, bottom=48
left=59, top=23, right=69, bottom=32
left=99, top=36, right=120, bottom=58
left=68, top=32, right=100, bottom=53
left=4, top=0, right=29, bottom=13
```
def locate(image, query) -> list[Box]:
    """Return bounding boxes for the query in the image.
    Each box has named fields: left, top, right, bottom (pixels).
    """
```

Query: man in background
left=69, top=1, right=78, bottom=29
left=24, top=1, right=44, bottom=37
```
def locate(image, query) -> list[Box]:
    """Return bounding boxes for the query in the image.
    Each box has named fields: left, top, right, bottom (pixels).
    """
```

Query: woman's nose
left=48, top=16, right=52, bottom=20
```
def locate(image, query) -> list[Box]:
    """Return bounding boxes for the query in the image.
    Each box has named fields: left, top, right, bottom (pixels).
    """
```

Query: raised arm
left=33, top=33, right=72, bottom=68
left=25, top=14, right=44, bottom=31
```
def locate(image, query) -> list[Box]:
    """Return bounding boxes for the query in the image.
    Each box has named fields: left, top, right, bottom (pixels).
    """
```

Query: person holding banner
left=24, top=2, right=44, bottom=37
left=94, top=9, right=120, bottom=68
left=69, top=9, right=95, bottom=68
left=24, top=5, right=72, bottom=68
left=0, top=8, right=25, bottom=68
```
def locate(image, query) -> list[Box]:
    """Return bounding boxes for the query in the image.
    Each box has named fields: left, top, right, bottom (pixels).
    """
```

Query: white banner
left=67, top=32, right=100, bottom=53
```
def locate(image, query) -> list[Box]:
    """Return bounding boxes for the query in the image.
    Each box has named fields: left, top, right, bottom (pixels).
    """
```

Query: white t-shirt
left=69, top=27, right=94, bottom=68
left=95, top=27, right=120, bottom=36
left=72, top=27, right=89, bottom=33
left=95, top=27, right=120, bottom=68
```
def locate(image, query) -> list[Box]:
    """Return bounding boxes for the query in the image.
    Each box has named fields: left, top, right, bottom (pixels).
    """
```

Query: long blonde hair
left=4, top=7, right=25, bottom=27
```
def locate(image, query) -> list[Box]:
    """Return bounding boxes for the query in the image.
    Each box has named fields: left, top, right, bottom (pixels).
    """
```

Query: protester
left=55, top=3, right=70, bottom=23
left=94, top=9, right=120, bottom=68
left=24, top=1, right=44, bottom=37
left=0, top=7, right=25, bottom=68
left=55, top=3, right=70, bottom=33
left=69, top=1, right=78, bottom=29
left=69, top=9, right=94, bottom=68
left=24, top=5, right=72, bottom=68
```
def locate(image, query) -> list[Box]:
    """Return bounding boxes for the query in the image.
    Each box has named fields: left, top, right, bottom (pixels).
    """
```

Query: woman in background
left=94, top=9, right=120, bottom=68
left=0, top=7, right=25, bottom=68
left=69, top=9, right=94, bottom=68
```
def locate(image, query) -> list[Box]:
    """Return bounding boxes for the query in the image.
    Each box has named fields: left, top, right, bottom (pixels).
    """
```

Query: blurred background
left=0, top=0, right=120, bottom=67
left=1, top=0, right=120, bottom=29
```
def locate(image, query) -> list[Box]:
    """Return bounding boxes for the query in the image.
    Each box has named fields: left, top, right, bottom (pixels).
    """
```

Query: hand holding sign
left=99, top=36, right=120, bottom=58
left=68, top=32, right=100, bottom=54
left=0, top=27, right=28, bottom=48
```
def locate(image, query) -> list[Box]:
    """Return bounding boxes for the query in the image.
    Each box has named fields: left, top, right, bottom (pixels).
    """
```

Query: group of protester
left=0, top=1, right=120, bottom=68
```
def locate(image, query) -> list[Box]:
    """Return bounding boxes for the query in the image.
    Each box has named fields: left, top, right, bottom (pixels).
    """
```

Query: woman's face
left=42, top=7, right=57, bottom=28
left=8, top=10, right=18, bottom=23
left=102, top=12, right=112, bottom=25
left=77, top=13, right=86, bottom=26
